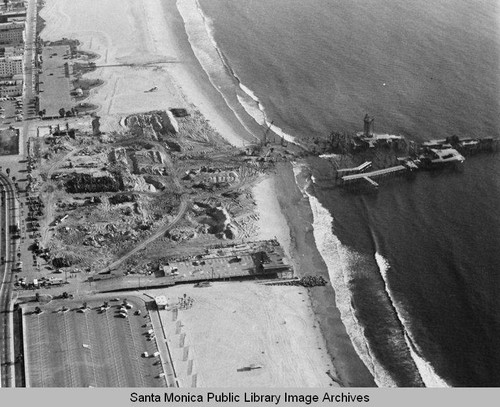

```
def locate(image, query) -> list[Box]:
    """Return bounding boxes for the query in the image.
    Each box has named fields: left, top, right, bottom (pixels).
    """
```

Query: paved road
left=23, top=0, right=37, bottom=113
left=0, top=0, right=35, bottom=386
left=0, top=173, right=19, bottom=388
left=99, top=198, right=189, bottom=275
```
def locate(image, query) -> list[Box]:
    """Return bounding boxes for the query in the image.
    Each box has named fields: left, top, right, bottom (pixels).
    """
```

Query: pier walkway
left=341, top=165, right=407, bottom=188
left=336, top=161, right=372, bottom=175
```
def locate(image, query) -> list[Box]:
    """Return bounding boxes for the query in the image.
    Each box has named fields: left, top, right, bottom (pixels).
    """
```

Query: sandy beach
left=39, top=0, right=375, bottom=387
left=40, top=0, right=255, bottom=145
left=149, top=282, right=337, bottom=387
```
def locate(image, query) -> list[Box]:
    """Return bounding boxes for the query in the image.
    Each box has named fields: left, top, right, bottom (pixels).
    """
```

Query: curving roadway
left=0, top=172, right=19, bottom=388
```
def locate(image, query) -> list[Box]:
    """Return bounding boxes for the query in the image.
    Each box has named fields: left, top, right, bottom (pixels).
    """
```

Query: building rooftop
left=429, top=148, right=465, bottom=163
left=0, top=54, right=21, bottom=60
left=0, top=20, right=24, bottom=28
left=154, top=295, right=168, bottom=306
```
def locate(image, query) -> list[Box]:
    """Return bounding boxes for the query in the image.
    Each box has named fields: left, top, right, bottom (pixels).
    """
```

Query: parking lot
left=0, top=96, right=37, bottom=126
left=38, top=45, right=74, bottom=117
left=22, top=296, right=166, bottom=387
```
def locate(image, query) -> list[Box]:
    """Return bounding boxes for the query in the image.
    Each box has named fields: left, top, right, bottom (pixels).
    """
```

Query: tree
left=6, top=168, right=10, bottom=176
left=34, top=306, right=41, bottom=314
left=82, top=301, right=87, bottom=309
left=62, top=291, right=69, bottom=299
left=35, top=292, right=40, bottom=302
left=59, top=108, right=66, bottom=118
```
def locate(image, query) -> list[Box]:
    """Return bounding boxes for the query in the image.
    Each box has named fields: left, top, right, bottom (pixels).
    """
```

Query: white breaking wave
left=239, top=82, right=260, bottom=104
left=237, top=65, right=299, bottom=146
left=177, top=0, right=258, bottom=142
left=374, top=252, right=391, bottom=280
left=292, top=163, right=397, bottom=387
left=264, top=118, right=299, bottom=146
left=237, top=94, right=265, bottom=125
left=177, top=0, right=301, bottom=148
left=374, top=252, right=450, bottom=388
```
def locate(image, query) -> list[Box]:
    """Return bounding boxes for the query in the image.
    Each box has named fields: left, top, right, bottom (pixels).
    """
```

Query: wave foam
left=177, top=0, right=301, bottom=147
left=292, top=163, right=397, bottom=387
left=294, top=163, right=451, bottom=387
left=177, top=0, right=258, bottom=142
left=374, top=253, right=450, bottom=387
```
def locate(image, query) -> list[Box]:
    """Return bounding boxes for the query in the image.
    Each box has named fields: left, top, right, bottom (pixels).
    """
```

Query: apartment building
left=0, top=21, right=24, bottom=45
left=0, top=54, right=22, bottom=76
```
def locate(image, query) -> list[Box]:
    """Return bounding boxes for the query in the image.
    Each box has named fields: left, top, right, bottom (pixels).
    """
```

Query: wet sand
left=273, top=162, right=376, bottom=386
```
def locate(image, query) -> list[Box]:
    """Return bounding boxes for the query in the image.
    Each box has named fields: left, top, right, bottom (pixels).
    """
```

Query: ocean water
left=177, top=0, right=500, bottom=386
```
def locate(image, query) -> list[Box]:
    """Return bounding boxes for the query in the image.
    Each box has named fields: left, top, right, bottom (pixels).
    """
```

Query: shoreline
left=39, top=0, right=375, bottom=387
left=272, top=162, right=376, bottom=387
left=160, top=0, right=261, bottom=147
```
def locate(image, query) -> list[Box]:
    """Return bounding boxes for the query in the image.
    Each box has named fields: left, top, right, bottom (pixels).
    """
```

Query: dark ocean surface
left=180, top=0, right=500, bottom=386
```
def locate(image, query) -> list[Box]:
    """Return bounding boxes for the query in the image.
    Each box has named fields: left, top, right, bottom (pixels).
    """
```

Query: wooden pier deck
left=337, top=161, right=372, bottom=174
left=341, top=165, right=407, bottom=188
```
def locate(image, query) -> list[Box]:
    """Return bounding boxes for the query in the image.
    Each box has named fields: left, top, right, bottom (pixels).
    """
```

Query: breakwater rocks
left=269, top=276, right=328, bottom=287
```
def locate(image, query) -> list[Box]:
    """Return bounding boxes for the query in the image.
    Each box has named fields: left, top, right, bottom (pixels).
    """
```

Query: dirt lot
left=26, top=107, right=280, bottom=278
left=0, top=127, right=19, bottom=155
left=22, top=296, right=165, bottom=387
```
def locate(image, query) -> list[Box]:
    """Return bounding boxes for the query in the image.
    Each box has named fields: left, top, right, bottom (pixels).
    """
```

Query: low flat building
left=428, top=148, right=465, bottom=164
left=1, top=45, right=23, bottom=57
left=0, top=77, right=22, bottom=96
left=0, top=1, right=26, bottom=18
left=155, top=296, right=168, bottom=310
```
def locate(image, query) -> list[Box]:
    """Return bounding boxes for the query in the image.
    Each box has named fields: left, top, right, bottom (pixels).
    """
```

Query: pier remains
left=329, top=115, right=498, bottom=190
